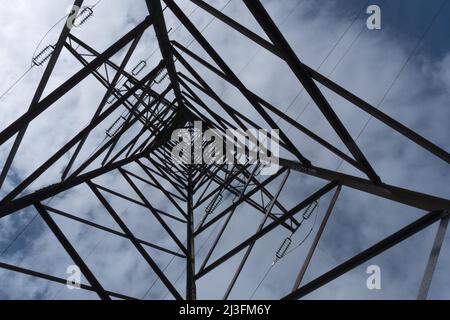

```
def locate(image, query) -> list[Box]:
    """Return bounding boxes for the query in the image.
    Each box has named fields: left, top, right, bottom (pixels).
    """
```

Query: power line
left=0, top=67, right=33, bottom=102
left=50, top=180, right=150, bottom=299
left=52, top=2, right=235, bottom=299
left=248, top=200, right=320, bottom=299
left=212, top=0, right=306, bottom=103
left=0, top=1, right=103, bottom=102
left=161, top=217, right=223, bottom=300
left=282, top=0, right=377, bottom=134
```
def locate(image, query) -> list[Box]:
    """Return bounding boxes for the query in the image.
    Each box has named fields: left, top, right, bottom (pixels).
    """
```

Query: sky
left=0, top=0, right=449, bottom=300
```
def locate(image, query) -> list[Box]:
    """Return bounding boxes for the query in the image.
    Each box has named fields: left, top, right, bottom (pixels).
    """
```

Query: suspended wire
left=249, top=200, right=320, bottom=300
left=50, top=6, right=236, bottom=297
left=31, top=0, right=102, bottom=67
left=0, top=130, right=106, bottom=287
left=334, top=0, right=448, bottom=172
left=0, top=67, right=33, bottom=101
left=0, top=0, right=146, bottom=298
left=159, top=206, right=229, bottom=300
left=141, top=5, right=171, bottom=62
left=279, top=0, right=378, bottom=138
left=91, top=0, right=103, bottom=8
left=181, top=0, right=308, bottom=209
left=0, top=121, right=108, bottom=260
left=0, top=27, right=108, bottom=264
left=178, top=0, right=369, bottom=162
left=155, top=2, right=200, bottom=54
left=191, top=0, right=362, bottom=147
left=280, top=0, right=372, bottom=120
left=50, top=179, right=148, bottom=299
left=0, top=1, right=102, bottom=101
left=4, top=0, right=440, bottom=300
left=0, top=211, right=38, bottom=256
left=138, top=2, right=200, bottom=63
left=30, top=14, right=70, bottom=68
left=284, top=202, right=319, bottom=257
left=137, top=0, right=230, bottom=80
left=142, top=3, right=246, bottom=299
left=141, top=248, right=179, bottom=299
left=284, top=24, right=367, bottom=135
left=185, top=0, right=232, bottom=50
left=114, top=4, right=197, bottom=87
left=248, top=260, right=274, bottom=300
left=249, top=4, right=448, bottom=293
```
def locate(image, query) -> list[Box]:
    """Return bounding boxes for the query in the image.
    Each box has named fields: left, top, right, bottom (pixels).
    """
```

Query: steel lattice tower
left=0, top=0, right=449, bottom=300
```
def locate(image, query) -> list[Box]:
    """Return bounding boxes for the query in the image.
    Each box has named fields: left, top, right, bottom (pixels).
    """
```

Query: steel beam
left=243, top=0, right=380, bottom=184
left=187, top=0, right=449, bottom=164
left=223, top=169, right=290, bottom=299
left=417, top=216, right=449, bottom=299
left=283, top=210, right=449, bottom=299
left=88, top=182, right=183, bottom=300
left=292, top=185, right=342, bottom=290
left=43, top=204, right=185, bottom=258
left=186, top=164, right=196, bottom=299
left=0, top=16, right=153, bottom=146
left=0, top=261, right=135, bottom=300
left=164, top=0, right=311, bottom=166
left=145, top=0, right=184, bottom=108
left=280, top=158, right=450, bottom=211
left=0, top=0, right=84, bottom=190
left=35, top=203, right=111, bottom=300
left=195, top=181, right=338, bottom=280
left=61, top=31, right=144, bottom=180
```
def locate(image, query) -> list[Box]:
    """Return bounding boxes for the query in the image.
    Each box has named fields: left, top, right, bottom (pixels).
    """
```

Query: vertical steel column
left=223, top=169, right=290, bottom=299
left=292, top=185, right=341, bottom=290
left=417, top=215, right=449, bottom=300
left=186, top=163, right=197, bottom=299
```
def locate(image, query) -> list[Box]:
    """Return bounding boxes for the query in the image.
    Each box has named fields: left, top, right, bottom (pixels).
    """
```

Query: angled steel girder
left=0, top=63, right=168, bottom=210
left=61, top=31, right=145, bottom=180
left=146, top=0, right=185, bottom=108
left=0, top=0, right=85, bottom=191
left=279, top=158, right=450, bottom=211
left=35, top=202, right=111, bottom=300
left=242, top=0, right=380, bottom=184
left=88, top=182, right=183, bottom=300
left=163, top=0, right=312, bottom=166
left=0, top=0, right=448, bottom=301
left=0, top=15, right=154, bottom=147
left=283, top=210, right=450, bottom=300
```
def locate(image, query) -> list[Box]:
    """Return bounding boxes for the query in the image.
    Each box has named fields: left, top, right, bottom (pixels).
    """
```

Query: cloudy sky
left=0, top=0, right=449, bottom=300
